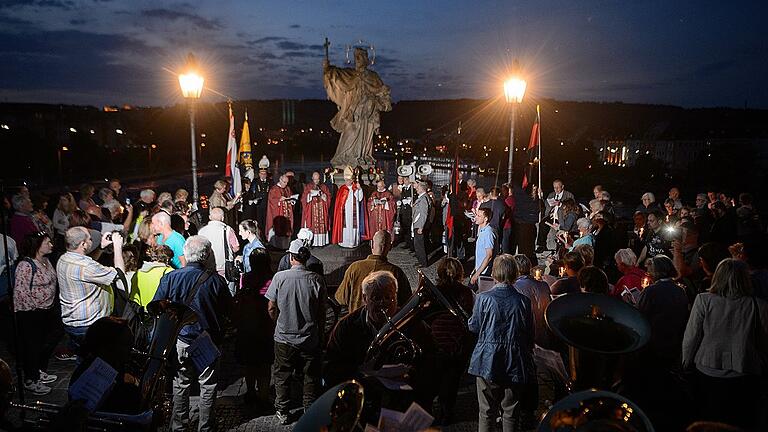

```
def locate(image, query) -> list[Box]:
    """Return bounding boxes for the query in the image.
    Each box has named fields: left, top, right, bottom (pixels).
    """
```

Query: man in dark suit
left=537, top=179, right=575, bottom=252
left=412, top=181, right=432, bottom=267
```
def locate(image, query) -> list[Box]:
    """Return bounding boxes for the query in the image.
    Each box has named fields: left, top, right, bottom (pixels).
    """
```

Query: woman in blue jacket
left=468, top=254, right=537, bottom=432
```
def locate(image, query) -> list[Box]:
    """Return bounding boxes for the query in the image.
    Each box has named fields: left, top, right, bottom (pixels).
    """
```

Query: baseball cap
left=288, top=239, right=304, bottom=255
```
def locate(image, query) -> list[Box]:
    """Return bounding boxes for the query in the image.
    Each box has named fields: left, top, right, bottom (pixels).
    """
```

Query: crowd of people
left=0, top=166, right=767, bottom=431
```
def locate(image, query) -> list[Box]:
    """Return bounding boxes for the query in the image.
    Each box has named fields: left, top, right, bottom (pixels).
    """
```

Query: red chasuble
left=366, top=190, right=396, bottom=235
left=331, top=182, right=367, bottom=244
left=301, top=183, right=330, bottom=236
left=266, top=184, right=294, bottom=239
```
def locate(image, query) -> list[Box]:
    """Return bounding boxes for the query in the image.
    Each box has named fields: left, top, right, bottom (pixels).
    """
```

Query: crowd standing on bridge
left=1, top=167, right=767, bottom=431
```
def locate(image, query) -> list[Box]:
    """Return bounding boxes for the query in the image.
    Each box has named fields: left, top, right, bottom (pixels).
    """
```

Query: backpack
left=110, top=268, right=152, bottom=351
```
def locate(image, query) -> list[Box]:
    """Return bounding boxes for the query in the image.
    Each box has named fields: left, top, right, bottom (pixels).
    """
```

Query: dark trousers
left=502, top=227, right=513, bottom=254
left=64, top=324, right=88, bottom=364
left=17, top=308, right=57, bottom=382
left=273, top=342, right=321, bottom=413
left=436, top=355, right=469, bottom=417
left=414, top=231, right=428, bottom=266
left=695, top=371, right=761, bottom=431
left=400, top=209, right=413, bottom=249
left=513, top=222, right=537, bottom=264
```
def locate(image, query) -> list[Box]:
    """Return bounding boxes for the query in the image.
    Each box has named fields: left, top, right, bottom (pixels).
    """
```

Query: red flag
left=522, top=107, right=540, bottom=188
left=527, top=119, right=539, bottom=151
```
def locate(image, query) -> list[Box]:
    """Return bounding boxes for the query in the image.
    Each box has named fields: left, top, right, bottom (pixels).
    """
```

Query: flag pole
left=537, top=104, right=542, bottom=194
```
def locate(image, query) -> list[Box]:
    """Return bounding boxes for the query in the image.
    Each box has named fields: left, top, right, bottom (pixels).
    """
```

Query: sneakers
left=55, top=352, right=77, bottom=361
left=39, top=371, right=58, bottom=384
left=24, top=380, right=51, bottom=395
left=275, top=411, right=293, bottom=425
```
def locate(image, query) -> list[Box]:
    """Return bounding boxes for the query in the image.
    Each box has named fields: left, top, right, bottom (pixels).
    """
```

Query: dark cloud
left=289, top=24, right=300, bottom=28
left=140, top=8, right=222, bottom=31
left=248, top=36, right=286, bottom=44
left=276, top=41, right=322, bottom=51
left=371, top=54, right=400, bottom=71
left=0, top=0, right=74, bottom=9
left=281, top=51, right=318, bottom=58
left=286, top=67, right=307, bottom=76
left=69, top=18, right=87, bottom=25
left=0, top=28, right=154, bottom=101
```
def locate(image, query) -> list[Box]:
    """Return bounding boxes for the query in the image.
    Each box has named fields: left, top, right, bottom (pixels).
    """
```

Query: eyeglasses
left=368, top=296, right=396, bottom=304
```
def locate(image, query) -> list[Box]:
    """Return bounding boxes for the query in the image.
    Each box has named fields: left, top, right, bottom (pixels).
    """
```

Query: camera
left=105, top=231, right=121, bottom=242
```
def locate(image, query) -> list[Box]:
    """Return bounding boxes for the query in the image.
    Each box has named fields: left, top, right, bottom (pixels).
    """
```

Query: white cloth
left=198, top=220, right=237, bottom=275
left=339, top=187, right=364, bottom=248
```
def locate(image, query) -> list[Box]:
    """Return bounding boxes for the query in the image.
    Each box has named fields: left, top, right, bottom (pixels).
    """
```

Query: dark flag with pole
left=522, top=104, right=540, bottom=189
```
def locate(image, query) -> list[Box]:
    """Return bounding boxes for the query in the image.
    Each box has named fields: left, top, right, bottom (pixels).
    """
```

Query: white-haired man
left=152, top=235, right=232, bottom=432
left=612, top=248, right=649, bottom=297
left=57, top=226, right=125, bottom=356
left=198, top=207, right=240, bottom=294
left=325, top=270, right=399, bottom=386
left=151, top=211, right=186, bottom=268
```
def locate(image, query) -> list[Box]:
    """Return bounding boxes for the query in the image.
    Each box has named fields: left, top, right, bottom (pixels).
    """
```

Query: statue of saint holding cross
left=323, top=39, right=392, bottom=169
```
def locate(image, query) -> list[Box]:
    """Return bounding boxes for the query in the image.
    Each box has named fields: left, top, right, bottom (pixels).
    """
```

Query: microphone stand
left=1, top=183, right=25, bottom=418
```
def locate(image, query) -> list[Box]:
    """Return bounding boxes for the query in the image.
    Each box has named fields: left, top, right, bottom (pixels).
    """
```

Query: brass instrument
left=294, top=380, right=365, bottom=432
left=11, top=300, right=198, bottom=431
left=538, top=389, right=654, bottom=432
left=364, top=270, right=469, bottom=370
left=540, top=293, right=655, bottom=431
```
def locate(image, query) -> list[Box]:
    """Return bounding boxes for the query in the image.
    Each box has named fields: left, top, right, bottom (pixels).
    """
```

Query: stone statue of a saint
left=323, top=44, right=392, bottom=168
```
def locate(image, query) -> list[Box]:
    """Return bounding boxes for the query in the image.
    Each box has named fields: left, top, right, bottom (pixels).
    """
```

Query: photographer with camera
left=56, top=226, right=126, bottom=360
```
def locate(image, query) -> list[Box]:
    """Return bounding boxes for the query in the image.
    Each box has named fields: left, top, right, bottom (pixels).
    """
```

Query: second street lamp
left=178, top=53, right=204, bottom=205
left=504, top=73, right=527, bottom=185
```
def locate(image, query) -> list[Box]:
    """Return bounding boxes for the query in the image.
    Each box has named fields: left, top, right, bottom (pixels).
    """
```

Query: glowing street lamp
left=503, top=65, right=527, bottom=185
left=178, top=53, right=204, bottom=204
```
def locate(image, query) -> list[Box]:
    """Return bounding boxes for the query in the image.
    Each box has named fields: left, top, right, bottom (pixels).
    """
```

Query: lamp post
left=503, top=70, right=527, bottom=185
left=178, top=53, right=204, bottom=205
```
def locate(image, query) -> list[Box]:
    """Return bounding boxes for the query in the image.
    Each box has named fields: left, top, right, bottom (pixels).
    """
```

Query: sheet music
left=377, top=408, right=405, bottom=431
left=68, top=357, right=118, bottom=412
left=401, top=402, right=434, bottom=431
left=187, top=331, right=221, bottom=372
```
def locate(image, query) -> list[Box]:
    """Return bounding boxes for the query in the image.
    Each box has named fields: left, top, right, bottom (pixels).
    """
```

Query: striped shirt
left=56, top=251, right=118, bottom=328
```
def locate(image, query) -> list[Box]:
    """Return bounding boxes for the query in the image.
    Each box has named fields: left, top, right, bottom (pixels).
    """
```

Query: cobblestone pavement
left=0, top=242, right=551, bottom=431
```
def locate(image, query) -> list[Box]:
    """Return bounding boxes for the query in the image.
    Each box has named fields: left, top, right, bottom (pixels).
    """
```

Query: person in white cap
left=278, top=234, right=324, bottom=276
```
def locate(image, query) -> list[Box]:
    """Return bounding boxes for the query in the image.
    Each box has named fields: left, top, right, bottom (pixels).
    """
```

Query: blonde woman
left=682, top=259, right=768, bottom=430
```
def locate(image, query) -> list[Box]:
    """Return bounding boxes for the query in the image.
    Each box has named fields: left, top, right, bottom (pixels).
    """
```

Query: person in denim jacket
left=468, top=254, right=537, bottom=432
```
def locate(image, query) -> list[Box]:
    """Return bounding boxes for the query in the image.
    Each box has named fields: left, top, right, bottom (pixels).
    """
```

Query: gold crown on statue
left=343, top=166, right=355, bottom=180
left=258, top=155, right=270, bottom=171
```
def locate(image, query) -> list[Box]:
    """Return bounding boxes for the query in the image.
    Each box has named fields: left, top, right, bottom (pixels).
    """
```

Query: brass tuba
left=364, top=270, right=469, bottom=370
left=545, top=293, right=650, bottom=391
left=539, top=293, right=655, bottom=431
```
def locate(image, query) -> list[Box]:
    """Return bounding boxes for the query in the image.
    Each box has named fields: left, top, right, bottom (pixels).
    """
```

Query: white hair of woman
left=641, top=192, right=656, bottom=203
left=576, top=217, right=591, bottom=232
left=614, top=248, right=638, bottom=267
left=183, top=235, right=212, bottom=264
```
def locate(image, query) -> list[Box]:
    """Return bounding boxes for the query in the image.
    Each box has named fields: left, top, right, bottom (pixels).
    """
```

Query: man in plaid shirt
left=56, top=226, right=126, bottom=356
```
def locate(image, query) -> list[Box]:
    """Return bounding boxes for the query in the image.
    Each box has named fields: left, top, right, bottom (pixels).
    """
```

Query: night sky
left=1, top=1, right=765, bottom=108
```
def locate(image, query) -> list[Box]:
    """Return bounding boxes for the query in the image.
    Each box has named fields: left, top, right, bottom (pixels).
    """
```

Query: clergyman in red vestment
left=366, top=180, right=395, bottom=236
left=301, top=171, right=330, bottom=247
left=266, top=174, right=295, bottom=244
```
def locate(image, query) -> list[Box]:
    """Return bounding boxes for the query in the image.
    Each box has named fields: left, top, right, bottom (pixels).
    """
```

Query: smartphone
left=125, top=197, right=131, bottom=205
